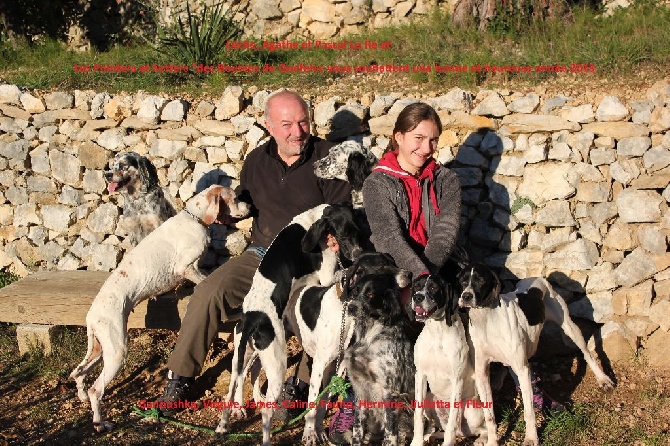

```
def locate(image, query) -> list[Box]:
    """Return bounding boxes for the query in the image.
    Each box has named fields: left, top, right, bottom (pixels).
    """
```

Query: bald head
left=264, top=90, right=311, bottom=165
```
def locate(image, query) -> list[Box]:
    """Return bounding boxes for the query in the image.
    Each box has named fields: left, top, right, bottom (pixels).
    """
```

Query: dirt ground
left=0, top=323, right=669, bottom=446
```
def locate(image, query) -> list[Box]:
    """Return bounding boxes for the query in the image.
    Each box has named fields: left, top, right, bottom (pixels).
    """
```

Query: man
left=158, top=90, right=351, bottom=408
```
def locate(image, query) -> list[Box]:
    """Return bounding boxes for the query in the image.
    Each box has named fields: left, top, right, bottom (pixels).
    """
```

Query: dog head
left=457, top=264, right=501, bottom=309
left=104, top=151, right=159, bottom=197
left=347, top=271, right=405, bottom=326
left=409, top=274, right=459, bottom=326
left=313, top=141, right=378, bottom=190
left=343, top=251, right=411, bottom=298
left=186, top=185, right=250, bottom=226
left=301, top=203, right=364, bottom=265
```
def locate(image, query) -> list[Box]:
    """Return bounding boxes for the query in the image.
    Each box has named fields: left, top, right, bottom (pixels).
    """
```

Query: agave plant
left=155, top=1, right=241, bottom=67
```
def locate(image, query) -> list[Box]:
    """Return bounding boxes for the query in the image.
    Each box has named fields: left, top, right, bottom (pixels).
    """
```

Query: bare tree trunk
left=452, top=0, right=497, bottom=30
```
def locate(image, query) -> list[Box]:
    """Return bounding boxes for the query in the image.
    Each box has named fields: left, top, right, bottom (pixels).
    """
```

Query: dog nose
left=461, top=291, right=473, bottom=301
left=351, top=246, right=363, bottom=260
left=104, top=171, right=113, bottom=181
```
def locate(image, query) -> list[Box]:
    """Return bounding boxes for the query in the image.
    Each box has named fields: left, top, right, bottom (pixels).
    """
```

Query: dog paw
left=598, top=376, right=615, bottom=391
left=230, top=407, right=247, bottom=420
left=93, top=421, right=114, bottom=433
left=301, top=430, right=323, bottom=446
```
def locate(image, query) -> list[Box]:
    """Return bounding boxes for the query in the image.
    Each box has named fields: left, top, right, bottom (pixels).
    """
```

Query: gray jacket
left=361, top=166, right=461, bottom=277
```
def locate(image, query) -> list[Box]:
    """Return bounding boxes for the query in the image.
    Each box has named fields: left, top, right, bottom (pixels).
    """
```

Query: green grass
left=541, top=403, right=591, bottom=445
left=1, top=1, right=668, bottom=94
left=0, top=271, right=19, bottom=288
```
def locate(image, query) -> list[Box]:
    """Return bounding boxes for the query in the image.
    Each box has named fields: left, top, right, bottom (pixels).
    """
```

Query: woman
left=364, top=102, right=462, bottom=285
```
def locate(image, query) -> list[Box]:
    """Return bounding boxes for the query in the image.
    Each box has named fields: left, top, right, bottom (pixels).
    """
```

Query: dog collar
left=184, top=208, right=208, bottom=227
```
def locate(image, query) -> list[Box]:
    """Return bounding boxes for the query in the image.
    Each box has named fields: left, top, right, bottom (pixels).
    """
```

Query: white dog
left=70, top=185, right=249, bottom=432
left=458, top=264, right=615, bottom=446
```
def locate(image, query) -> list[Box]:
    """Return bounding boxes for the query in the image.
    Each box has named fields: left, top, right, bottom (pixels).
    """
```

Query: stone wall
left=158, top=0, right=449, bottom=41
left=0, top=80, right=669, bottom=366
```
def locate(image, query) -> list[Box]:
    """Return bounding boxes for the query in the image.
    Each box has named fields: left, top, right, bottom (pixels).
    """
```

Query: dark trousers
left=167, top=250, right=261, bottom=377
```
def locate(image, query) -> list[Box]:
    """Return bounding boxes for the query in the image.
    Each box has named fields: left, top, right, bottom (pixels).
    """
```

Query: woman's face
left=394, top=119, right=440, bottom=176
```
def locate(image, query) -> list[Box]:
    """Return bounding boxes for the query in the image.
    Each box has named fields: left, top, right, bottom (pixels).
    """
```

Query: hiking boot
left=274, top=378, right=309, bottom=423
left=328, top=406, right=355, bottom=445
left=156, top=370, right=195, bottom=416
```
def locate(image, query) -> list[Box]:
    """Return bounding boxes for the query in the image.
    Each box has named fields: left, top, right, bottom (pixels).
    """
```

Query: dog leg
left=383, top=400, right=398, bottom=446
left=442, top=375, right=464, bottom=446
left=411, top=371, right=427, bottom=446
left=87, top=337, right=127, bottom=433
left=352, top=405, right=365, bottom=446
left=512, top=363, right=539, bottom=446
left=473, top=357, right=498, bottom=446
left=70, top=327, right=103, bottom=402
left=545, top=288, right=614, bottom=390
left=258, top=339, right=286, bottom=446
left=216, top=330, right=252, bottom=434
left=302, top=355, right=329, bottom=445
left=183, top=264, right=206, bottom=285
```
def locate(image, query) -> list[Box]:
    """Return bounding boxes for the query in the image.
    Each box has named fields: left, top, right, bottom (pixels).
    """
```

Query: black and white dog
left=313, top=140, right=378, bottom=208
left=409, top=274, right=486, bottom=446
left=282, top=252, right=411, bottom=445
left=458, top=264, right=615, bottom=446
left=343, top=266, right=414, bottom=446
left=104, top=151, right=176, bottom=245
left=216, top=203, right=363, bottom=445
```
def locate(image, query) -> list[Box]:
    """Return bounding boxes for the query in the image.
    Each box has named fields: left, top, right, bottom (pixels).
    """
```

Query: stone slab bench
left=0, top=270, right=237, bottom=354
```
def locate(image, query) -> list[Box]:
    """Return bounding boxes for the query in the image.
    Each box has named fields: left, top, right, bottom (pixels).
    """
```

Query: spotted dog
left=216, top=203, right=363, bottom=446
left=104, top=151, right=176, bottom=245
left=281, top=252, right=411, bottom=445
left=313, top=140, right=378, bottom=208
left=70, top=185, right=249, bottom=433
left=458, top=264, right=615, bottom=446
left=343, top=267, right=414, bottom=446
left=409, top=274, right=486, bottom=446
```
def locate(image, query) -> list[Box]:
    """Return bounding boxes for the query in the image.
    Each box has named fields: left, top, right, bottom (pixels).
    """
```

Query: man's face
left=265, top=94, right=311, bottom=161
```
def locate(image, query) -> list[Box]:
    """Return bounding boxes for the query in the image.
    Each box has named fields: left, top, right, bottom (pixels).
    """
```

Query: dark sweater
left=238, top=135, right=352, bottom=249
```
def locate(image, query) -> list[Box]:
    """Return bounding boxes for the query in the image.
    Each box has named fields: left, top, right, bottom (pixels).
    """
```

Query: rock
left=252, top=0, right=282, bottom=19
left=161, top=99, right=189, bottom=121
left=97, top=128, right=126, bottom=151
left=644, top=329, right=670, bottom=369
left=586, top=262, right=617, bottom=293
left=508, top=93, right=539, bottom=114
left=616, top=189, right=663, bottom=223
left=45, top=92, right=74, bottom=110
left=87, top=243, right=120, bottom=271
left=86, top=203, right=119, bottom=234
left=492, top=154, right=525, bottom=176
left=643, top=146, right=670, bottom=172
left=535, top=200, right=576, bottom=227
left=49, top=150, right=81, bottom=186
left=544, top=239, right=599, bottom=271
left=302, top=0, right=336, bottom=22
left=472, top=92, right=509, bottom=117
left=0, top=84, right=21, bottom=104
left=20, top=93, right=46, bottom=113
left=501, top=114, right=580, bottom=133
left=595, top=96, right=629, bottom=121
left=561, top=104, right=594, bottom=123
left=581, top=122, right=649, bottom=138
left=193, top=120, right=236, bottom=136
left=614, top=248, right=659, bottom=288
left=41, top=205, right=75, bottom=233
left=137, top=96, right=167, bottom=124
left=517, top=163, right=575, bottom=205
left=649, top=106, right=670, bottom=132
left=214, top=87, right=243, bottom=120
left=430, top=88, right=469, bottom=111
left=617, top=136, right=651, bottom=157
left=603, top=220, right=636, bottom=251
left=369, top=94, right=398, bottom=117
left=568, top=291, right=612, bottom=323
left=649, top=300, right=670, bottom=331
left=591, top=321, right=637, bottom=364
left=610, top=158, right=641, bottom=185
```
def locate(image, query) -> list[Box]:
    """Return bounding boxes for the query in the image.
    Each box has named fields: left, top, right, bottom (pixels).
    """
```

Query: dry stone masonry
left=0, top=80, right=669, bottom=367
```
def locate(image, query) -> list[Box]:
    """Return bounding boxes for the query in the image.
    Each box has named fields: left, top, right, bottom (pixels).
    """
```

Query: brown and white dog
left=70, top=185, right=249, bottom=432
left=104, top=151, right=176, bottom=245
left=458, top=264, right=615, bottom=446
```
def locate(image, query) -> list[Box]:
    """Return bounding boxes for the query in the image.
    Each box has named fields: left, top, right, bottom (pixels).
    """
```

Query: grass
left=1, top=1, right=668, bottom=95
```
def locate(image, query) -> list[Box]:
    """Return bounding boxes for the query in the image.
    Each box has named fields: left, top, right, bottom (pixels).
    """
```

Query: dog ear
left=445, top=283, right=459, bottom=327
left=301, top=216, right=330, bottom=253
left=138, top=156, right=159, bottom=190
left=345, top=152, right=374, bottom=190
left=202, top=186, right=223, bottom=225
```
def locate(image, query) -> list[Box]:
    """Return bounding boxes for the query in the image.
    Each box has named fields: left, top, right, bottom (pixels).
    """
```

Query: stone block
left=16, top=323, right=62, bottom=356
